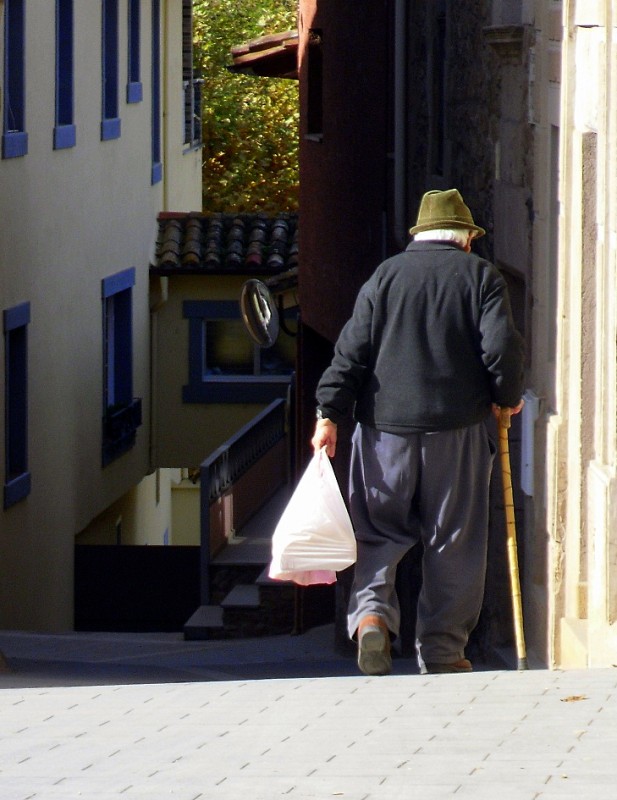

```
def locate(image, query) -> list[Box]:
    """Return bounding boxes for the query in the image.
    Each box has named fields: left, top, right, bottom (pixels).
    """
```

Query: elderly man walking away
left=311, top=189, right=525, bottom=676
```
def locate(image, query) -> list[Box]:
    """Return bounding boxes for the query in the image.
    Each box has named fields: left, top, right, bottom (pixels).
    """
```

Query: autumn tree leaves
left=194, top=1, right=299, bottom=214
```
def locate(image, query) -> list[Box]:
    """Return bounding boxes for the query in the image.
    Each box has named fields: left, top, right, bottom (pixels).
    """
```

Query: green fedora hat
left=409, top=188, right=485, bottom=238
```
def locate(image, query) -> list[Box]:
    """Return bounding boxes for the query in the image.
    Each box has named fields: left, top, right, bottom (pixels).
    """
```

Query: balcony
left=102, top=398, right=142, bottom=466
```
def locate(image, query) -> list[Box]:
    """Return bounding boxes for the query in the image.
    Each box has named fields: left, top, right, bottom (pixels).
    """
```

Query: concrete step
left=221, top=584, right=261, bottom=609
left=211, top=537, right=272, bottom=567
left=256, top=566, right=293, bottom=586
left=183, top=605, right=225, bottom=641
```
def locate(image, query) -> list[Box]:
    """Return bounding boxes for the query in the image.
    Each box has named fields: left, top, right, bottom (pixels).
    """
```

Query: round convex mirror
left=240, top=279, right=280, bottom=348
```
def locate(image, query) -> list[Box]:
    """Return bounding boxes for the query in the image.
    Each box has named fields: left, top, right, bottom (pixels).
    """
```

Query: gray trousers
left=346, top=422, right=496, bottom=668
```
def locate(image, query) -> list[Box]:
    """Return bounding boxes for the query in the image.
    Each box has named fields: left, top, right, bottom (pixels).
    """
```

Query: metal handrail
left=198, top=398, right=288, bottom=604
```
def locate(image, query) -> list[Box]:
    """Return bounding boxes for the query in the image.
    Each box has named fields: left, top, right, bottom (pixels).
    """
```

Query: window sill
left=183, top=375, right=292, bottom=404
left=54, top=124, right=76, bottom=150
left=2, top=131, right=28, bottom=159
left=101, top=117, right=121, bottom=141
left=127, top=82, right=143, bottom=104
left=182, top=141, right=203, bottom=155
left=151, top=161, right=163, bottom=185
left=4, top=472, right=31, bottom=509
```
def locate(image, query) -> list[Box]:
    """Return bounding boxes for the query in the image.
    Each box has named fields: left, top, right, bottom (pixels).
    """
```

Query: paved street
left=0, top=627, right=616, bottom=799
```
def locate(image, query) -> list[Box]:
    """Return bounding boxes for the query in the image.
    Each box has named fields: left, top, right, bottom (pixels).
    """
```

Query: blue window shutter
left=101, top=0, right=121, bottom=141
left=101, top=270, right=140, bottom=465
left=55, top=0, right=76, bottom=150
left=2, top=0, right=28, bottom=159
left=127, top=0, right=143, bottom=103
left=151, top=0, right=162, bottom=183
left=112, top=288, right=133, bottom=406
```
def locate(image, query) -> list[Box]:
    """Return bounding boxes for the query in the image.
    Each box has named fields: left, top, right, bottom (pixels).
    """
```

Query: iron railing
left=198, top=398, right=288, bottom=603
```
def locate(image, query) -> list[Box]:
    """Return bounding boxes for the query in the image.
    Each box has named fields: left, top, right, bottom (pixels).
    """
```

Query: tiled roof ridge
left=153, top=211, right=298, bottom=274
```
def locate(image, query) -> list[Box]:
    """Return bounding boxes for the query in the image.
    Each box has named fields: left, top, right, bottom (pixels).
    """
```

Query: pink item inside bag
left=268, top=448, right=356, bottom=586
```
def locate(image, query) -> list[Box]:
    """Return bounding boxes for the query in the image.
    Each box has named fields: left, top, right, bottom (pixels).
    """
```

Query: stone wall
left=406, top=0, right=533, bottom=270
left=405, top=0, right=534, bottom=661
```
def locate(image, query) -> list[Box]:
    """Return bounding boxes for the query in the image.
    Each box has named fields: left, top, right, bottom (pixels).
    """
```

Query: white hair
left=413, top=228, right=472, bottom=246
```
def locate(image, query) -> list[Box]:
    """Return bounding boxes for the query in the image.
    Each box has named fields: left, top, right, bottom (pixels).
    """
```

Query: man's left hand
left=492, top=398, right=525, bottom=421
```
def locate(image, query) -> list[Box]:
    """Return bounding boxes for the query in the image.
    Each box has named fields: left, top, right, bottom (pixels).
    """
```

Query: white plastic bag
left=269, top=448, right=356, bottom=586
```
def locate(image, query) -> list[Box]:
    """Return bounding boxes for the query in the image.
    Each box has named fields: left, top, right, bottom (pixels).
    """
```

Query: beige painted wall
left=171, top=478, right=201, bottom=545
left=162, top=1, right=203, bottom=212
left=0, top=2, right=201, bottom=630
left=76, top=469, right=182, bottom=546
left=151, top=274, right=275, bottom=468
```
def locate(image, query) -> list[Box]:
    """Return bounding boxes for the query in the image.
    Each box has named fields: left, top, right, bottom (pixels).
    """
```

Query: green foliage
left=193, top=0, right=299, bottom=214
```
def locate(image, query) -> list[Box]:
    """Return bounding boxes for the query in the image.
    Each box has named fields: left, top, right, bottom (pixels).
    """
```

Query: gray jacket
left=316, top=241, right=525, bottom=433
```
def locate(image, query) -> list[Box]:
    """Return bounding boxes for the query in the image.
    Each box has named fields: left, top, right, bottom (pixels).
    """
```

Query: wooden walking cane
left=498, top=408, right=529, bottom=670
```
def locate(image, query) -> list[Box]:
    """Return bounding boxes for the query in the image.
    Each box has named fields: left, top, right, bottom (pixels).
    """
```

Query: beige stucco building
left=0, top=0, right=202, bottom=629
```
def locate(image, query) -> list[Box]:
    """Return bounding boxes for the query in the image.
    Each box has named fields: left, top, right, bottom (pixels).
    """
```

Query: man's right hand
left=311, top=419, right=338, bottom=458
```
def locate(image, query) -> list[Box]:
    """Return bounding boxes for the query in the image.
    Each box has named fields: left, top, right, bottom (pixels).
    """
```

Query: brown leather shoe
left=357, top=615, right=391, bottom=676
left=421, top=658, right=473, bottom=675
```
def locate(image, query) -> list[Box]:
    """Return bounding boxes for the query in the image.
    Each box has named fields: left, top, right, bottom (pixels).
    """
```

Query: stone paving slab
left=0, top=668, right=616, bottom=799
left=0, top=630, right=616, bottom=799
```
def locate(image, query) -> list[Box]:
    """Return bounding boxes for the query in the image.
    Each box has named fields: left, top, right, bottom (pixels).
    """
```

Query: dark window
left=102, top=269, right=141, bottom=464
left=306, top=29, right=323, bottom=140
left=151, top=0, right=162, bottom=183
left=127, top=0, right=143, bottom=103
left=2, top=0, right=28, bottom=158
left=4, top=302, right=31, bottom=508
left=182, top=300, right=295, bottom=404
left=101, top=0, right=121, bottom=140
left=182, top=0, right=202, bottom=148
left=55, top=0, right=76, bottom=149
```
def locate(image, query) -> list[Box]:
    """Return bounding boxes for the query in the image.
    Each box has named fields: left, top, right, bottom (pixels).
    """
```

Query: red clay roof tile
left=151, top=212, right=298, bottom=276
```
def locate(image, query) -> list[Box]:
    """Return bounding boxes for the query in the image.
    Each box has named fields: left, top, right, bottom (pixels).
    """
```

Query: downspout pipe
left=149, top=276, right=168, bottom=473
left=162, top=0, right=169, bottom=212
left=393, top=0, right=408, bottom=249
